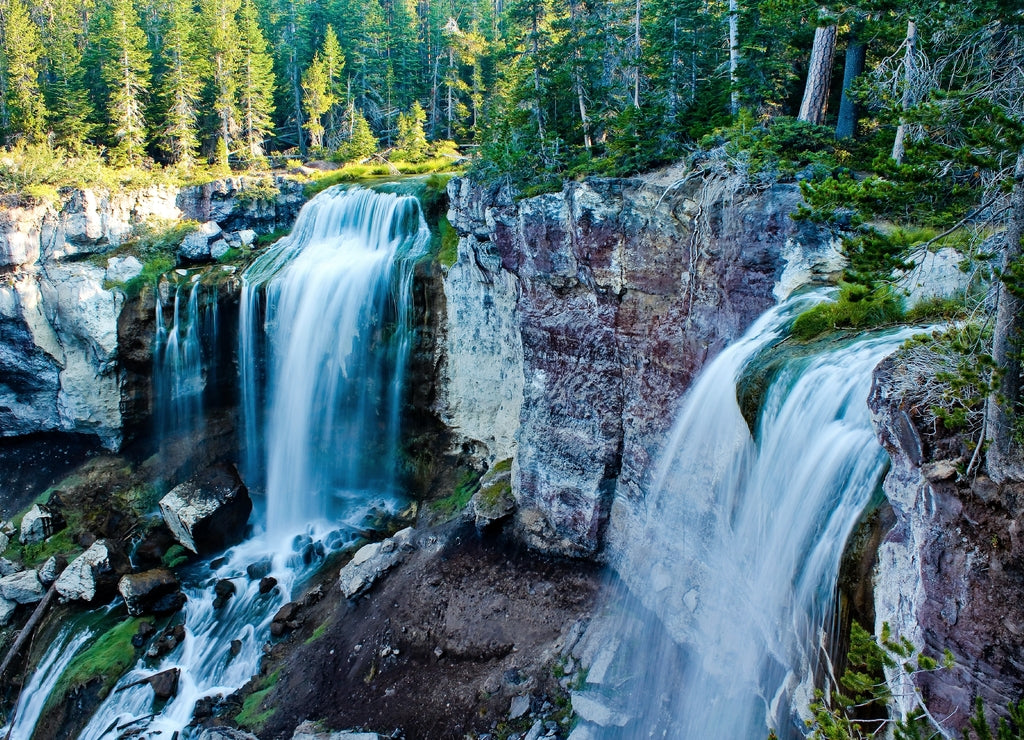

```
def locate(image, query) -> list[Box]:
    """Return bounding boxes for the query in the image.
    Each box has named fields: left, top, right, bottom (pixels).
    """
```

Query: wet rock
left=105, top=255, right=144, bottom=284
left=238, top=229, right=257, bottom=246
left=55, top=539, right=125, bottom=602
left=0, top=569, right=45, bottom=604
left=213, top=578, right=237, bottom=609
left=473, top=459, right=516, bottom=529
left=523, top=720, right=544, bottom=740
left=922, top=459, right=959, bottom=483
left=131, top=620, right=156, bottom=647
left=147, top=667, right=181, bottom=699
left=148, top=623, right=186, bottom=658
left=271, top=601, right=302, bottom=637
left=179, top=221, right=223, bottom=263
left=118, top=568, right=183, bottom=616
left=210, top=239, right=231, bottom=261
left=0, top=596, right=16, bottom=625
left=570, top=691, right=629, bottom=727
left=230, top=639, right=242, bottom=656
left=338, top=527, right=415, bottom=598
left=0, top=557, right=24, bottom=577
left=38, top=555, right=66, bottom=585
left=19, top=503, right=65, bottom=545
left=247, top=558, right=272, bottom=580
left=259, top=576, right=278, bottom=594
left=159, top=465, right=252, bottom=554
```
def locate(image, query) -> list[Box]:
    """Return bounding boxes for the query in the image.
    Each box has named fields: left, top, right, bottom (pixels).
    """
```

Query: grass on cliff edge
left=236, top=668, right=281, bottom=731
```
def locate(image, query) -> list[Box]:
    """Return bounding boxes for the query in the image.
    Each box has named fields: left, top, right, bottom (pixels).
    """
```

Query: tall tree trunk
left=891, top=19, right=917, bottom=164
left=797, top=14, right=837, bottom=125
left=835, top=38, right=865, bottom=139
left=728, top=0, right=739, bottom=116
left=632, top=0, right=641, bottom=108
left=986, top=152, right=1024, bottom=483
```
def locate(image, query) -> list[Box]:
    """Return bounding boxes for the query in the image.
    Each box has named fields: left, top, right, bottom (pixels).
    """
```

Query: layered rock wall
left=0, top=177, right=305, bottom=450
left=870, top=356, right=1024, bottom=731
left=442, top=174, right=842, bottom=557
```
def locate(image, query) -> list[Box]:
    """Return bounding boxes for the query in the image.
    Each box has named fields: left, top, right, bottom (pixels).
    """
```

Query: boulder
left=195, top=729, right=259, bottom=740
left=0, top=557, right=24, bottom=577
left=19, top=504, right=65, bottom=545
left=0, top=596, right=16, bottom=626
left=118, top=568, right=183, bottom=616
left=338, top=528, right=415, bottom=599
left=105, top=255, right=144, bottom=284
left=213, top=578, right=236, bottom=609
left=570, top=691, right=630, bottom=727
left=472, top=459, right=516, bottom=529
left=178, top=221, right=223, bottom=263
left=146, top=667, right=181, bottom=700
left=238, top=229, right=257, bottom=247
left=291, top=721, right=382, bottom=740
left=158, top=465, right=252, bottom=554
left=210, top=239, right=231, bottom=261
left=0, top=569, right=45, bottom=604
left=38, top=555, right=66, bottom=585
left=55, top=539, right=124, bottom=602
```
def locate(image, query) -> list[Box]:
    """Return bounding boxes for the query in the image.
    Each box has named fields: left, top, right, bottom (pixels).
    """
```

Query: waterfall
left=600, top=293, right=919, bottom=739
left=153, top=274, right=209, bottom=448
left=240, top=186, right=429, bottom=544
left=27, top=185, right=429, bottom=739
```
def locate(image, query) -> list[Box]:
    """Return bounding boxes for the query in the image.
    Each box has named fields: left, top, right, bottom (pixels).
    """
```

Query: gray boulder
left=0, top=569, right=45, bottom=604
left=159, top=465, right=252, bottom=554
left=38, top=555, right=65, bottom=585
left=338, top=528, right=415, bottom=599
left=55, top=539, right=123, bottom=602
left=291, top=720, right=382, bottom=740
left=0, top=557, right=24, bottom=577
left=195, top=729, right=260, bottom=740
left=19, top=504, right=65, bottom=545
left=178, top=221, right=223, bottom=263
left=0, top=596, right=16, bottom=626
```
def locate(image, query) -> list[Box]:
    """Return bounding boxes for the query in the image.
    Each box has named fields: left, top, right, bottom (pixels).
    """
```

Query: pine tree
left=339, top=103, right=378, bottom=160
left=99, top=0, right=152, bottom=164
left=302, top=53, right=331, bottom=150
left=1, top=0, right=47, bottom=141
left=235, top=0, right=275, bottom=164
left=39, top=0, right=95, bottom=149
left=394, top=99, right=427, bottom=160
left=159, top=0, right=202, bottom=165
left=203, top=0, right=240, bottom=166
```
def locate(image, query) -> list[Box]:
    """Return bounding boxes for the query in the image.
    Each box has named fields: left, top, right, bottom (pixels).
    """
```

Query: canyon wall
left=440, top=174, right=843, bottom=558
left=0, top=178, right=304, bottom=452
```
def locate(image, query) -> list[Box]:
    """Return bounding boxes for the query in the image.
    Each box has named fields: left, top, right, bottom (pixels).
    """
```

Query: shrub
left=791, top=284, right=905, bottom=341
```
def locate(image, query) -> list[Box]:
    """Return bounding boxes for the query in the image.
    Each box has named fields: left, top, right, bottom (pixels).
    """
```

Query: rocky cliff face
left=442, top=174, right=843, bottom=558
left=869, top=356, right=1024, bottom=731
left=0, top=177, right=305, bottom=452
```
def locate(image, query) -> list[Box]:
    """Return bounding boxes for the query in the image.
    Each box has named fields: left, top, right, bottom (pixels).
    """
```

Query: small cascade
left=599, top=294, right=920, bottom=739
left=240, top=186, right=429, bottom=544
left=0, top=627, right=93, bottom=739
left=152, top=274, right=210, bottom=449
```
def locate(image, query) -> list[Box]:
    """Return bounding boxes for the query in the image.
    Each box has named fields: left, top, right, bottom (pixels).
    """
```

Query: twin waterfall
left=6, top=184, right=910, bottom=739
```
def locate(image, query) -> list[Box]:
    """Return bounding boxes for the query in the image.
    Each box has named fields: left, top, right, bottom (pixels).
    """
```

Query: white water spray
left=602, top=294, right=919, bottom=739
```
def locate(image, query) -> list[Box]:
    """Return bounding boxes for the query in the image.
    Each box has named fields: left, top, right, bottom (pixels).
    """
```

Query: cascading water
left=240, top=186, right=428, bottom=544
left=599, top=293, right=921, bottom=739
left=153, top=275, right=207, bottom=446
left=19, top=186, right=429, bottom=739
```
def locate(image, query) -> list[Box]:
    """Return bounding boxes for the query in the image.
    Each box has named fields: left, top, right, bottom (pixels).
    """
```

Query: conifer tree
left=39, top=0, right=95, bottom=149
left=1, top=0, right=47, bottom=141
left=339, top=103, right=378, bottom=160
left=235, top=0, right=275, bottom=163
left=394, top=99, right=427, bottom=161
left=203, top=0, right=240, bottom=166
left=100, top=0, right=152, bottom=163
left=302, top=53, right=331, bottom=150
left=160, top=0, right=202, bottom=165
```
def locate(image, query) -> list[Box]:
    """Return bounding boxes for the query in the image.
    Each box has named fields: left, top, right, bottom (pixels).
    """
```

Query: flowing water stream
left=15, top=186, right=429, bottom=739
left=600, top=293, right=920, bottom=739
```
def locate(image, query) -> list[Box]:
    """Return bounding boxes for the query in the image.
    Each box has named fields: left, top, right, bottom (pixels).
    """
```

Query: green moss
left=161, top=544, right=189, bottom=569
left=429, top=469, right=482, bottom=520
left=791, top=285, right=905, bottom=341
left=236, top=669, right=281, bottom=732
left=255, top=226, right=290, bottom=248
left=50, top=617, right=143, bottom=704
left=489, top=458, right=513, bottom=475
left=437, top=214, right=459, bottom=269
left=21, top=529, right=82, bottom=568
